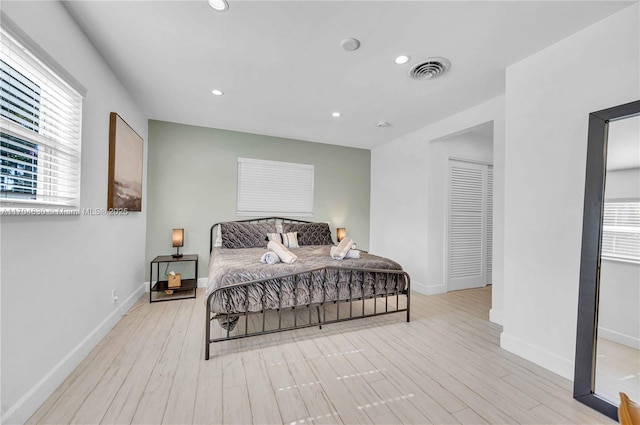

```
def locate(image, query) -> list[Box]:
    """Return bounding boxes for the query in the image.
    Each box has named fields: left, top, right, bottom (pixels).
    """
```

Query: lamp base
left=172, top=254, right=183, bottom=258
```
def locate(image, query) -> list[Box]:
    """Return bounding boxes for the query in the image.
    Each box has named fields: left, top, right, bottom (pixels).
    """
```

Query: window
left=237, top=157, right=314, bottom=216
left=1, top=22, right=84, bottom=213
left=601, top=201, right=640, bottom=263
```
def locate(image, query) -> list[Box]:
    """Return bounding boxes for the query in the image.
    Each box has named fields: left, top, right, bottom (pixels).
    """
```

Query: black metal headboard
left=210, top=217, right=314, bottom=253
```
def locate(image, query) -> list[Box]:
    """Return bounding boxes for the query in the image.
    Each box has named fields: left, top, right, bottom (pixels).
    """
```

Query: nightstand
left=149, top=254, right=198, bottom=303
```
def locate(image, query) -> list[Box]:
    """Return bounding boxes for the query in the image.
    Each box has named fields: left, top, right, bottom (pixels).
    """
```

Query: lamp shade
left=337, top=227, right=346, bottom=242
left=172, top=228, right=184, bottom=248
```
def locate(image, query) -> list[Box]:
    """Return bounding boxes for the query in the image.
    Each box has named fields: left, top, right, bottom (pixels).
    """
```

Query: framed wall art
left=107, top=112, right=143, bottom=211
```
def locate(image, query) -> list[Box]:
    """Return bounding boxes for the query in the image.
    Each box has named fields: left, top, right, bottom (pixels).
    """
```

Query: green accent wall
left=145, top=120, right=371, bottom=279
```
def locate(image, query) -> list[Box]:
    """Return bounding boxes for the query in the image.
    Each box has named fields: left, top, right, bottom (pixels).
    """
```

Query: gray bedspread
left=207, top=245, right=405, bottom=316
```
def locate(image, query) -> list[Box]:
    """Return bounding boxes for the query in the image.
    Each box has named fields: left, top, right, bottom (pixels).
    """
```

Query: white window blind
left=237, top=157, right=314, bottom=216
left=1, top=24, right=83, bottom=212
left=602, top=201, right=640, bottom=263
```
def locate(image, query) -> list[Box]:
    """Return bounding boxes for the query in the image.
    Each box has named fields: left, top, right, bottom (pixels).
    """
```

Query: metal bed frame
left=205, top=217, right=410, bottom=360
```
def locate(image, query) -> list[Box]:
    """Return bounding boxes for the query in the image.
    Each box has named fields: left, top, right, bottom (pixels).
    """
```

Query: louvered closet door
left=447, top=160, right=491, bottom=291
left=486, top=165, right=493, bottom=283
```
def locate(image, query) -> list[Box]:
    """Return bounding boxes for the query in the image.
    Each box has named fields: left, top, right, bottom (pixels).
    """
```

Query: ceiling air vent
left=409, top=57, right=450, bottom=80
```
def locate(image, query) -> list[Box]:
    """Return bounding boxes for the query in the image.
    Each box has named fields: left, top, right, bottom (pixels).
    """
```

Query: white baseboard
left=500, top=332, right=574, bottom=380
left=489, top=308, right=503, bottom=325
left=411, top=281, right=447, bottom=295
left=143, top=277, right=208, bottom=292
left=598, top=327, right=640, bottom=349
left=1, top=283, right=145, bottom=425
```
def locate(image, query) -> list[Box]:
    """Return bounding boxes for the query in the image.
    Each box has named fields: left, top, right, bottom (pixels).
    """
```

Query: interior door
left=447, top=159, right=492, bottom=291
left=487, top=165, right=493, bottom=283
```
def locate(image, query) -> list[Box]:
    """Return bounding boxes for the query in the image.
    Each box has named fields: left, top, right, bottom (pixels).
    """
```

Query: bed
left=205, top=217, right=410, bottom=360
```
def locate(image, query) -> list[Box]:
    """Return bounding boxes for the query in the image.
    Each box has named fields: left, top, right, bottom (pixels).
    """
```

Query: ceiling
left=61, top=0, right=633, bottom=150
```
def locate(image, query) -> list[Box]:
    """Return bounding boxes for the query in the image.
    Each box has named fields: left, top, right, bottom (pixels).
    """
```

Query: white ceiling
left=62, top=0, right=633, bottom=149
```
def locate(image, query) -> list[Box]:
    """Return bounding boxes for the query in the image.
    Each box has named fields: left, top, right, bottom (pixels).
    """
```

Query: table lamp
left=172, top=228, right=184, bottom=258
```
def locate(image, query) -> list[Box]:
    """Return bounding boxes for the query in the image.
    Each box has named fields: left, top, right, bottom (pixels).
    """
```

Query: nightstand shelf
left=150, top=254, right=198, bottom=303
left=151, top=278, right=197, bottom=292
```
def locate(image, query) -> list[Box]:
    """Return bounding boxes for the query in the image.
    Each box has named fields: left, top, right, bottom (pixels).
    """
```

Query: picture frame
left=107, top=112, right=143, bottom=211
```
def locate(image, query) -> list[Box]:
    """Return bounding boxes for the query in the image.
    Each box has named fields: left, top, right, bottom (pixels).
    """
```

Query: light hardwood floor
left=28, top=287, right=615, bottom=425
left=595, top=337, right=640, bottom=405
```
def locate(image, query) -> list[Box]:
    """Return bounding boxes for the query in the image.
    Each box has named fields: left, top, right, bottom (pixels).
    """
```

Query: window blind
left=0, top=24, right=83, bottom=211
left=602, top=201, right=640, bottom=262
left=237, top=157, right=314, bottom=216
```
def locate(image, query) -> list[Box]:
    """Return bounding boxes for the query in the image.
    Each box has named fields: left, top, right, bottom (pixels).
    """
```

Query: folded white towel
left=260, top=251, right=281, bottom=265
left=267, top=240, right=298, bottom=264
left=331, top=237, right=353, bottom=260
left=330, top=246, right=360, bottom=259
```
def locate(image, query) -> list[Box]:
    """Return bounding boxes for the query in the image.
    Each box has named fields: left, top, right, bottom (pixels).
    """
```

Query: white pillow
left=281, top=232, right=299, bottom=248
left=267, top=232, right=282, bottom=243
left=214, top=225, right=222, bottom=247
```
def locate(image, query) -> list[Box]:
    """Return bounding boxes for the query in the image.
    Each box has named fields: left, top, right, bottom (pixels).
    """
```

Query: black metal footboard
left=205, top=266, right=410, bottom=360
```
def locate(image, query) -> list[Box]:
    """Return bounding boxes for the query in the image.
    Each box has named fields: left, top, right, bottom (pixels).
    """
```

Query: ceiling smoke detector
left=340, top=38, right=360, bottom=51
left=409, top=57, right=450, bottom=80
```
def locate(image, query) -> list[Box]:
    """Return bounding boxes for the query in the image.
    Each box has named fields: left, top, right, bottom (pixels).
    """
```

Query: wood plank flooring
left=28, top=287, right=616, bottom=424
left=595, top=337, right=640, bottom=405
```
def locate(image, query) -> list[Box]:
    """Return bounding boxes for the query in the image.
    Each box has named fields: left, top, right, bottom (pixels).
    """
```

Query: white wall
left=598, top=167, right=640, bottom=348
left=426, top=130, right=494, bottom=294
left=605, top=168, right=640, bottom=200
left=0, top=2, right=148, bottom=423
left=501, top=4, right=639, bottom=379
left=370, top=95, right=505, bottom=321
left=599, top=260, right=640, bottom=348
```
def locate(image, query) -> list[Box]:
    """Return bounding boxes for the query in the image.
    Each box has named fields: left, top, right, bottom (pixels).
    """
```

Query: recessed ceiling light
left=394, top=55, right=410, bottom=65
left=211, top=89, right=224, bottom=96
left=332, top=112, right=341, bottom=118
left=209, top=0, right=229, bottom=12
